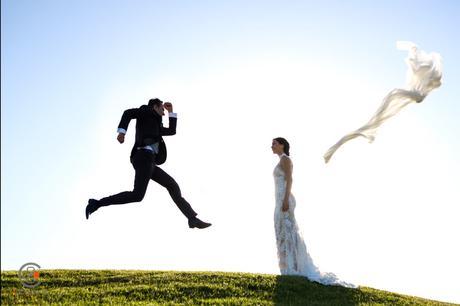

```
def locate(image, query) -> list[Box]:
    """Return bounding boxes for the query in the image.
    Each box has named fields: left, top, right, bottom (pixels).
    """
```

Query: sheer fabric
left=324, top=41, right=443, bottom=163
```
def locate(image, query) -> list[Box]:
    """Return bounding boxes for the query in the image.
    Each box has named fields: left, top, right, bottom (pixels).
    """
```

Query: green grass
left=1, top=270, right=457, bottom=305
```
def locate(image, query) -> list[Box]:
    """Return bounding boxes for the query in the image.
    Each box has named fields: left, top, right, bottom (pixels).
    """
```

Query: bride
left=271, top=137, right=355, bottom=287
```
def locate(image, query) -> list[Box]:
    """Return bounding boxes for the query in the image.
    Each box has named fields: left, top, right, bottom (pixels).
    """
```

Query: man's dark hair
left=148, top=98, right=163, bottom=107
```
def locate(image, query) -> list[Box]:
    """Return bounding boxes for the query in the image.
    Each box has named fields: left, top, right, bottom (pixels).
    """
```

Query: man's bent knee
left=132, top=191, right=146, bottom=202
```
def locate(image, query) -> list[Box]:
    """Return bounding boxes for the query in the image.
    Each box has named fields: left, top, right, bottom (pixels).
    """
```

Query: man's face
left=153, top=103, right=165, bottom=116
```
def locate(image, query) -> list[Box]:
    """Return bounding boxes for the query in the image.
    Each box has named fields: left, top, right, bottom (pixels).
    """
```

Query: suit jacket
left=117, top=105, right=176, bottom=165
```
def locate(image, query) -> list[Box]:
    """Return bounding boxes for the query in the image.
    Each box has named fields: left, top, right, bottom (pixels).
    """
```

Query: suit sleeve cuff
left=117, top=128, right=127, bottom=134
left=168, top=112, right=177, bottom=118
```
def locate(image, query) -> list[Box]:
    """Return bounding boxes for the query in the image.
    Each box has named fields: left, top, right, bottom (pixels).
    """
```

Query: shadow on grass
left=274, top=275, right=362, bottom=306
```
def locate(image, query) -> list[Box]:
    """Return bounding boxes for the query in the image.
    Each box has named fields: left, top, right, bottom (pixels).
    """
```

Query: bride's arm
left=280, top=156, right=293, bottom=212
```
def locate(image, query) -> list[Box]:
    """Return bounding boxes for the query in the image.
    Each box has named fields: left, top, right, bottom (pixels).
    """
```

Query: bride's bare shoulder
left=280, top=155, right=293, bottom=167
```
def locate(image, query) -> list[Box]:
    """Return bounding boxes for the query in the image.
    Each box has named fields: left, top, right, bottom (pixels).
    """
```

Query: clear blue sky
left=2, top=0, right=459, bottom=303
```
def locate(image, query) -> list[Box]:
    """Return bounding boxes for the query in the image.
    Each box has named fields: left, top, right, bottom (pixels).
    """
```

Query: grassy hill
left=1, top=270, right=457, bottom=305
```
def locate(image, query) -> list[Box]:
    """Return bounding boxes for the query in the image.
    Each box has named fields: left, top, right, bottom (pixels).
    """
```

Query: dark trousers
left=98, top=150, right=197, bottom=219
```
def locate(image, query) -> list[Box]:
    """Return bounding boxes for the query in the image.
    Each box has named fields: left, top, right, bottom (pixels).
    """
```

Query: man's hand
left=117, top=133, right=125, bottom=144
left=164, top=102, right=173, bottom=113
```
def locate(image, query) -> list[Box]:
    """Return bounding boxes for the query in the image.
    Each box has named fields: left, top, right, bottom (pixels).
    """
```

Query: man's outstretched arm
left=117, top=108, right=139, bottom=143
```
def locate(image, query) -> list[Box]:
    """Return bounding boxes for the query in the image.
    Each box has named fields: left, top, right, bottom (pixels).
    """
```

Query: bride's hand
left=282, top=199, right=289, bottom=212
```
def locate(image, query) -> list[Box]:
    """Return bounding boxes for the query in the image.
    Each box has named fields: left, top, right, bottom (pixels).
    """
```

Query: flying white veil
left=323, top=41, right=443, bottom=163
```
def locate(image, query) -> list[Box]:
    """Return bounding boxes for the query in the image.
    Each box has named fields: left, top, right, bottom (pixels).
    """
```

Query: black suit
left=98, top=104, right=197, bottom=219
left=118, top=104, right=173, bottom=164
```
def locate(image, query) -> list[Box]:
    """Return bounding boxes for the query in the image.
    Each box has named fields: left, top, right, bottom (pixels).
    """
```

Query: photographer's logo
left=18, top=262, right=41, bottom=288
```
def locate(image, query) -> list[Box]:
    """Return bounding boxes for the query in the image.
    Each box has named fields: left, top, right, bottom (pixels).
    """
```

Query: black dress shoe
left=86, top=199, right=100, bottom=220
left=188, top=217, right=211, bottom=229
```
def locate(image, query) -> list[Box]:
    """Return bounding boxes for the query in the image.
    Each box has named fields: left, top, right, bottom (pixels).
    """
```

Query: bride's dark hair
left=274, top=137, right=290, bottom=156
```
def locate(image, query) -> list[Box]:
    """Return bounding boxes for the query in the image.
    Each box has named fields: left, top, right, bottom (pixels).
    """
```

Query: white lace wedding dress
left=274, top=154, right=355, bottom=287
